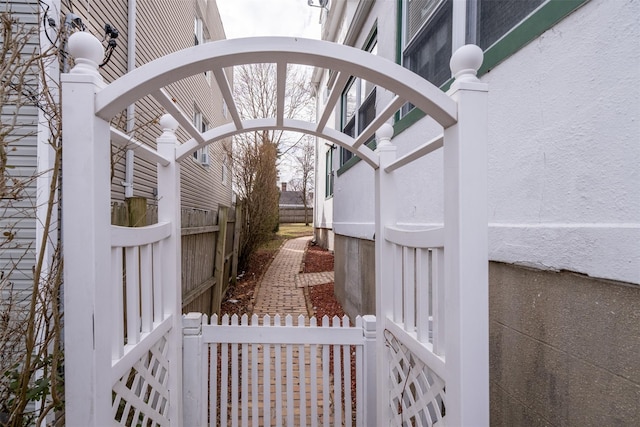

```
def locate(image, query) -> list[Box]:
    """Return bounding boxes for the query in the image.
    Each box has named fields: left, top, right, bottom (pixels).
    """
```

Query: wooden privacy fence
left=112, top=200, right=241, bottom=315
left=183, top=313, right=377, bottom=427
left=279, top=206, right=313, bottom=224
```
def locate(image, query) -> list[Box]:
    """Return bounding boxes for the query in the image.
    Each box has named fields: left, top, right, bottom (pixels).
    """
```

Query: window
left=402, top=0, right=547, bottom=86
left=401, top=0, right=452, bottom=116
left=194, top=16, right=212, bottom=83
left=467, top=0, right=546, bottom=49
left=403, top=0, right=452, bottom=87
left=194, top=17, right=203, bottom=46
left=325, top=148, right=334, bottom=197
left=222, top=155, right=228, bottom=185
left=193, top=109, right=210, bottom=165
left=399, top=0, right=555, bottom=119
left=339, top=33, right=377, bottom=167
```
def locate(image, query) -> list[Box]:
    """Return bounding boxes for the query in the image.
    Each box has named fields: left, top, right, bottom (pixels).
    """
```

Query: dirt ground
left=220, top=240, right=342, bottom=318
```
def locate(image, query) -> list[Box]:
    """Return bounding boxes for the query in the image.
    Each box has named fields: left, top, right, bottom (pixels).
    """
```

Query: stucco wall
left=327, top=1, right=640, bottom=421
left=333, top=0, right=640, bottom=285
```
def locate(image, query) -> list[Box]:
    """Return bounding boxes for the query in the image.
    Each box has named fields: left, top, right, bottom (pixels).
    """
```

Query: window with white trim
left=193, top=109, right=210, bottom=166
left=194, top=16, right=212, bottom=84
left=340, top=32, right=377, bottom=167
left=325, top=148, right=334, bottom=197
left=222, top=155, right=228, bottom=185
left=194, top=17, right=203, bottom=46
left=222, top=99, right=228, bottom=119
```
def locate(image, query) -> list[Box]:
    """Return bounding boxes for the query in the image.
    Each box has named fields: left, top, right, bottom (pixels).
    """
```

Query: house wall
left=0, top=0, right=39, bottom=293
left=74, top=0, right=233, bottom=213
left=333, top=0, right=640, bottom=285
left=323, top=0, right=640, bottom=423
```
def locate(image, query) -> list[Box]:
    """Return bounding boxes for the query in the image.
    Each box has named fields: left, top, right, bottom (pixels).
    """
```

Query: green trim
left=479, top=0, right=589, bottom=75
left=394, top=107, right=425, bottom=136
left=363, top=23, right=378, bottom=51
left=394, top=0, right=403, bottom=123
left=393, top=77, right=453, bottom=137
left=335, top=137, right=378, bottom=177
left=395, top=0, right=403, bottom=65
left=393, top=0, right=589, bottom=137
left=336, top=154, right=361, bottom=176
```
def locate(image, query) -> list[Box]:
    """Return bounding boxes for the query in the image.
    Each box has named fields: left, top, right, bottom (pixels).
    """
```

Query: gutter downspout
left=123, top=0, right=136, bottom=198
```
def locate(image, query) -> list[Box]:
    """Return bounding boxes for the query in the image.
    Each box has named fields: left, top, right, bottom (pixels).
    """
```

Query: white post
left=361, top=314, right=377, bottom=427
left=156, top=114, right=183, bottom=425
left=61, top=32, right=111, bottom=425
left=373, top=123, right=396, bottom=425
left=443, top=44, right=489, bottom=426
left=183, top=313, right=205, bottom=426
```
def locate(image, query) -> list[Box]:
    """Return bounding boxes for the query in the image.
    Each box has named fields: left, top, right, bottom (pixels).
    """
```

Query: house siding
left=0, top=0, right=39, bottom=293
left=75, top=0, right=232, bottom=212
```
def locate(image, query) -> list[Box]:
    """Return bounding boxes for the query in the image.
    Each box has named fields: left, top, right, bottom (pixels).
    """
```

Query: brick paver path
left=253, top=236, right=312, bottom=316
left=246, top=236, right=340, bottom=425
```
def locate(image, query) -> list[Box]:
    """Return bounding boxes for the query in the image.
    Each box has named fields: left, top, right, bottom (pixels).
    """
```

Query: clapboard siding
left=73, top=1, right=232, bottom=211
left=0, top=0, right=39, bottom=293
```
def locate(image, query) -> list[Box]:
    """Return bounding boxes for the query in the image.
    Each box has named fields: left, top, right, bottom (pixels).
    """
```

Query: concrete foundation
left=334, top=234, right=375, bottom=317
left=490, top=263, right=640, bottom=426
left=333, top=233, right=640, bottom=425
left=313, top=227, right=334, bottom=252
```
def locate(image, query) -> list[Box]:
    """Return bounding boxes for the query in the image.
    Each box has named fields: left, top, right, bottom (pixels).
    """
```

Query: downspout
left=123, top=0, right=136, bottom=198
left=36, top=2, right=61, bottom=425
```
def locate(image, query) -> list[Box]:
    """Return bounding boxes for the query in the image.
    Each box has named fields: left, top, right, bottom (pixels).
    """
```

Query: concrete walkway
left=253, top=235, right=334, bottom=317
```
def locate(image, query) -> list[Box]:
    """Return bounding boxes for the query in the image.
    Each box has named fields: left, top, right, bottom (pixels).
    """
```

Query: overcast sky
left=217, top=0, right=321, bottom=40
left=216, top=0, right=322, bottom=183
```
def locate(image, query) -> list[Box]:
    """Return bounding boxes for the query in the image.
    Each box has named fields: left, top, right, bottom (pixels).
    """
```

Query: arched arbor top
left=71, top=36, right=480, bottom=165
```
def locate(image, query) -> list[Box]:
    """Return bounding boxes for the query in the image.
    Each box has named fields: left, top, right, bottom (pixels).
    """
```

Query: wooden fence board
left=111, top=202, right=241, bottom=315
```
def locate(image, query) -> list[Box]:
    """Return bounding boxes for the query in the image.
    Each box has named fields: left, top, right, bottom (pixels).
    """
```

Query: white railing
left=183, top=313, right=376, bottom=427
left=374, top=44, right=488, bottom=425
left=110, top=222, right=175, bottom=426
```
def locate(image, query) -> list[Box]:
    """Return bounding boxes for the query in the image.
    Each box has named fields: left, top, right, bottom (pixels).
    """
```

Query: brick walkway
left=247, top=236, right=340, bottom=425
left=253, top=235, right=313, bottom=316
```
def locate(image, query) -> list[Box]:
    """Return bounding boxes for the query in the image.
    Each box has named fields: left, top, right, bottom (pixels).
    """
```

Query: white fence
left=110, top=222, right=174, bottom=426
left=183, top=313, right=376, bottom=427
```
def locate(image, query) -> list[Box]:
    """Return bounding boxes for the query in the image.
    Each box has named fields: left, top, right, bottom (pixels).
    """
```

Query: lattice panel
left=386, top=331, right=446, bottom=427
left=112, top=334, right=171, bottom=427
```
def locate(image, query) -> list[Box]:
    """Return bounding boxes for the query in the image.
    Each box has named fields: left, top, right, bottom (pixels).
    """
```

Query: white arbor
left=61, top=32, right=487, bottom=426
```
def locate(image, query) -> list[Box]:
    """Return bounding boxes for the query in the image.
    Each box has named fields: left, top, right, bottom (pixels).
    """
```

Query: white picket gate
left=183, top=313, right=376, bottom=427
left=61, top=32, right=487, bottom=426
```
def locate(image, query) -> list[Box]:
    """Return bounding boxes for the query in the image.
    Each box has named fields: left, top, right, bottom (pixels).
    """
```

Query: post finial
left=159, top=114, right=179, bottom=133
left=67, top=31, right=104, bottom=76
left=450, top=44, right=484, bottom=83
left=376, top=123, right=394, bottom=147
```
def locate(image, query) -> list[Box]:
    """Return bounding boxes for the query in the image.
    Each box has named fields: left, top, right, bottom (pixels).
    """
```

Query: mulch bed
left=221, top=241, right=341, bottom=318
left=302, top=244, right=334, bottom=274
left=220, top=250, right=274, bottom=316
